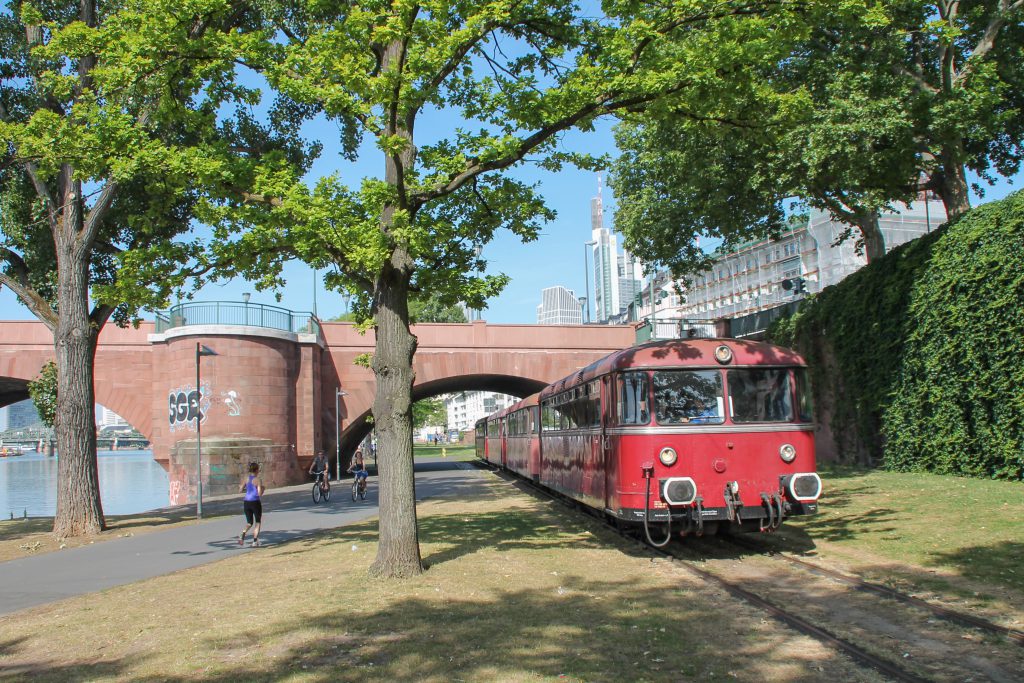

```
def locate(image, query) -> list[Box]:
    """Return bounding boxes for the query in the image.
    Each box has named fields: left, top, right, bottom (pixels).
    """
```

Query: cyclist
left=309, top=450, right=330, bottom=493
left=347, top=448, right=369, bottom=493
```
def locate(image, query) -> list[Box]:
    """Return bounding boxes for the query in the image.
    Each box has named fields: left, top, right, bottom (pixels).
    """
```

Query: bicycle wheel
left=358, top=483, right=366, bottom=501
left=351, top=480, right=358, bottom=501
left=322, top=482, right=331, bottom=502
left=312, top=480, right=322, bottom=504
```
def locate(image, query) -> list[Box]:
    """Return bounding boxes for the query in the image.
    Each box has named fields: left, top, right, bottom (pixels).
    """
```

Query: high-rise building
left=444, top=391, right=517, bottom=432
left=536, top=286, right=584, bottom=325
left=97, top=406, right=129, bottom=430
left=6, top=400, right=42, bottom=430
left=589, top=175, right=641, bottom=323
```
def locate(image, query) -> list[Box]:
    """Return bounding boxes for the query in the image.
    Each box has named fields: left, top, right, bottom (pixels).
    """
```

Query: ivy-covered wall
left=770, top=191, right=1024, bottom=480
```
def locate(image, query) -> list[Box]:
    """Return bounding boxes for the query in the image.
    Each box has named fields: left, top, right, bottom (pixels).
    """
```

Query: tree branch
left=0, top=248, right=58, bottom=329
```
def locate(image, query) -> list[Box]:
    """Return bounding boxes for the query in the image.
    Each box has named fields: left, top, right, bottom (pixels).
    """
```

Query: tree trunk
left=368, top=248, right=422, bottom=578
left=51, top=181, right=105, bottom=537
left=934, top=146, right=972, bottom=220
left=857, top=210, right=885, bottom=263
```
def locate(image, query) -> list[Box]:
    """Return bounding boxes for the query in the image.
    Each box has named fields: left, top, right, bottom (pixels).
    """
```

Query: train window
left=616, top=372, right=650, bottom=425
left=727, top=368, right=794, bottom=423
left=531, top=406, right=540, bottom=434
left=541, top=402, right=560, bottom=431
left=653, top=370, right=724, bottom=425
left=795, top=369, right=813, bottom=422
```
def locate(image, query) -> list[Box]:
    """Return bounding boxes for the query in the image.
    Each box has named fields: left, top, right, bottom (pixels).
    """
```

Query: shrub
left=770, top=191, right=1024, bottom=479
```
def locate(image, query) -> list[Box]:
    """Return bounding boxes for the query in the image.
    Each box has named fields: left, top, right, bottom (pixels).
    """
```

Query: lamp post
left=195, top=343, right=218, bottom=519
left=335, top=388, right=348, bottom=481
left=342, top=290, right=351, bottom=315
left=584, top=240, right=596, bottom=323
left=578, top=296, right=587, bottom=324
left=242, top=292, right=250, bottom=326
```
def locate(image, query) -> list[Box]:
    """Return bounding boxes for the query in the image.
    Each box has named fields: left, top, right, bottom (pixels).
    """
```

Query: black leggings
left=243, top=500, right=262, bottom=524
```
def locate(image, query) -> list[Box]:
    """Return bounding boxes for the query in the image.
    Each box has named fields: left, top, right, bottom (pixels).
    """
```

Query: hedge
left=770, top=191, right=1024, bottom=480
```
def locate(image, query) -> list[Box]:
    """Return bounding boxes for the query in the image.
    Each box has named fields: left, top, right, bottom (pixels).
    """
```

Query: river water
left=0, top=449, right=169, bottom=519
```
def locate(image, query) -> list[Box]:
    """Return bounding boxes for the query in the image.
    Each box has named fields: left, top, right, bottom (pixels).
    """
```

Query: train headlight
left=779, top=443, right=797, bottom=463
left=661, top=477, right=697, bottom=505
left=782, top=473, right=822, bottom=502
left=658, top=447, right=677, bottom=466
left=714, top=345, right=733, bottom=364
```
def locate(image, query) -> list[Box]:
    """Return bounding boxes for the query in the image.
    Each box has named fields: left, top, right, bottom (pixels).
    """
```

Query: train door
left=601, top=374, right=614, bottom=513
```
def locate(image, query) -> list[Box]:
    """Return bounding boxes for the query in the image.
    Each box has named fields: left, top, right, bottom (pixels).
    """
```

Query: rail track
left=482, top=464, right=1024, bottom=683
left=719, top=534, right=1024, bottom=648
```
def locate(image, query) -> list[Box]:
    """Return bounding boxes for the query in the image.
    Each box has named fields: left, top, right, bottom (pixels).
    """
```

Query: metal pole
left=584, top=241, right=595, bottom=323
left=650, top=274, right=657, bottom=340
left=335, top=389, right=340, bottom=482
left=195, top=342, right=202, bottom=519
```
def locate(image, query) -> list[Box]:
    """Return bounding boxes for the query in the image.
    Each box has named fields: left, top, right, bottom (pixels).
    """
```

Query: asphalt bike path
left=0, top=459, right=488, bottom=616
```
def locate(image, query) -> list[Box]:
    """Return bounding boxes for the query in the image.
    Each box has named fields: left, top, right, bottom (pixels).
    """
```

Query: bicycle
left=311, top=471, right=331, bottom=503
left=351, top=472, right=367, bottom=501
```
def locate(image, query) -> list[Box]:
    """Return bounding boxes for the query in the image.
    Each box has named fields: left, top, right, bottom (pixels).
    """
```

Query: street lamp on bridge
left=196, top=343, right=218, bottom=519
left=335, top=388, right=348, bottom=481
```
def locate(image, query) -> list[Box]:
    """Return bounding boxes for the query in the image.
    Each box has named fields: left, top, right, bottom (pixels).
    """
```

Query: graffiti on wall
left=168, top=382, right=212, bottom=432
left=222, top=390, right=242, bottom=416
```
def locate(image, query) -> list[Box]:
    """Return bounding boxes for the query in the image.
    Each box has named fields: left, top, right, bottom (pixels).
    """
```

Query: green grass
left=412, top=444, right=476, bottom=461
left=774, top=465, right=1024, bottom=597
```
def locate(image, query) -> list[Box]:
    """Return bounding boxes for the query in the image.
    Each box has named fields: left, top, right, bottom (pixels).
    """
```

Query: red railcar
left=479, top=338, right=821, bottom=541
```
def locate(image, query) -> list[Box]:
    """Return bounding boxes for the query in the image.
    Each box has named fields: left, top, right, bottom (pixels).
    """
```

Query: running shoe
left=237, top=534, right=244, bottom=546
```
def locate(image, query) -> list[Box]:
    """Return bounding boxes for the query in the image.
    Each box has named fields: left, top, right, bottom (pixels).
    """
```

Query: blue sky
left=0, top=114, right=1020, bottom=325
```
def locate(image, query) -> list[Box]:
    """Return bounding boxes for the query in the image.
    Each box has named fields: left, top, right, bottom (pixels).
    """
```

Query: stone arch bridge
left=0, top=318, right=635, bottom=504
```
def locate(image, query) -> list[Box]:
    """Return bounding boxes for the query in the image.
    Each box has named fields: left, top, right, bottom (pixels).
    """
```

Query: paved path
left=0, top=459, right=488, bottom=616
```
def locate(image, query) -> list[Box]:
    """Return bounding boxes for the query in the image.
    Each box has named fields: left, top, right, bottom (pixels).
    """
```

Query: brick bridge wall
left=0, top=319, right=636, bottom=505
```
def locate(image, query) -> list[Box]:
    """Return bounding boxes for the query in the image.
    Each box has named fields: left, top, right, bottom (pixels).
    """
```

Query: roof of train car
left=489, top=392, right=539, bottom=422
left=540, top=338, right=807, bottom=399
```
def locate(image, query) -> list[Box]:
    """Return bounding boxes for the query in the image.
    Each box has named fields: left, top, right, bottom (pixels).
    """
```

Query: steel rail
left=721, top=535, right=1024, bottom=648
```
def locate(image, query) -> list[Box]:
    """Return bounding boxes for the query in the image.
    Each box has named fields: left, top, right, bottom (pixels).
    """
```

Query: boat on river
left=0, top=446, right=25, bottom=457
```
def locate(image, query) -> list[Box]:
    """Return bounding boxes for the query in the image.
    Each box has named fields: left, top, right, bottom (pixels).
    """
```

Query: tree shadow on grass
left=3, top=581, right=866, bottom=683
left=927, top=540, right=1024, bottom=596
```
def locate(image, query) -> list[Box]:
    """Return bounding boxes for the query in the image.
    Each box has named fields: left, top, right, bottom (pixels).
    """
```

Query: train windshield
left=653, top=370, right=725, bottom=425
left=727, top=368, right=794, bottom=422
left=795, top=368, right=813, bottom=421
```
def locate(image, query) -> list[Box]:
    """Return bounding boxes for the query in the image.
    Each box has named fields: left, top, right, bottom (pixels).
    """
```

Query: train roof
left=541, top=338, right=807, bottom=399
left=492, top=392, right=539, bottom=421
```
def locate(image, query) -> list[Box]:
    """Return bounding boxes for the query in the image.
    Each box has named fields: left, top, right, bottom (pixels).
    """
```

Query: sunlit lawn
left=769, top=465, right=1024, bottom=604
left=0, top=479, right=872, bottom=683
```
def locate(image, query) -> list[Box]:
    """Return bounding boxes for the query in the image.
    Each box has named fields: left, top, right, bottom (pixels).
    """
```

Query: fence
left=155, top=302, right=321, bottom=336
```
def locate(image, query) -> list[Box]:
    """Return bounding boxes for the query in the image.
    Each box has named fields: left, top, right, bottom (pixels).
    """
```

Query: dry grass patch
left=0, top=479, right=881, bottom=682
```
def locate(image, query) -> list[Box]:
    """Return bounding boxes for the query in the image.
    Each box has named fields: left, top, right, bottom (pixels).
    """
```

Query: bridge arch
left=336, top=372, right=550, bottom=462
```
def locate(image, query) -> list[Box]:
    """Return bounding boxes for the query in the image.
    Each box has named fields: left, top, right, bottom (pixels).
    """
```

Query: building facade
left=444, top=391, right=517, bottom=433
left=667, top=200, right=947, bottom=321
left=536, top=285, right=584, bottom=325
left=6, top=399, right=41, bottom=431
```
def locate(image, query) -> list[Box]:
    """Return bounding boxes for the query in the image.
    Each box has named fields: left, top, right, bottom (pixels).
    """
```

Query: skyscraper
left=590, top=174, right=640, bottom=322
left=536, top=286, right=584, bottom=324
left=6, top=399, right=41, bottom=430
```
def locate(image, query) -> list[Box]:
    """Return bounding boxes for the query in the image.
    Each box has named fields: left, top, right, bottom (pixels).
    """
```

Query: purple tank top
left=244, top=475, right=260, bottom=501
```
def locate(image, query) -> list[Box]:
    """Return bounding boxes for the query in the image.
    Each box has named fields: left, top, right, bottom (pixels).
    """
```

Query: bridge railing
left=635, top=318, right=721, bottom=342
left=155, top=302, right=322, bottom=337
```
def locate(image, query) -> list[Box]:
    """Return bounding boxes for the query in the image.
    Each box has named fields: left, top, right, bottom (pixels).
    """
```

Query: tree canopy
left=209, top=0, right=819, bottom=577
left=0, top=0, right=314, bottom=535
left=611, top=0, right=1024, bottom=275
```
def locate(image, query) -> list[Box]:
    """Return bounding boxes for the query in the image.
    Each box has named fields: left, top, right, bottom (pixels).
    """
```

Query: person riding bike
left=309, top=450, right=330, bottom=493
left=347, top=449, right=369, bottom=493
